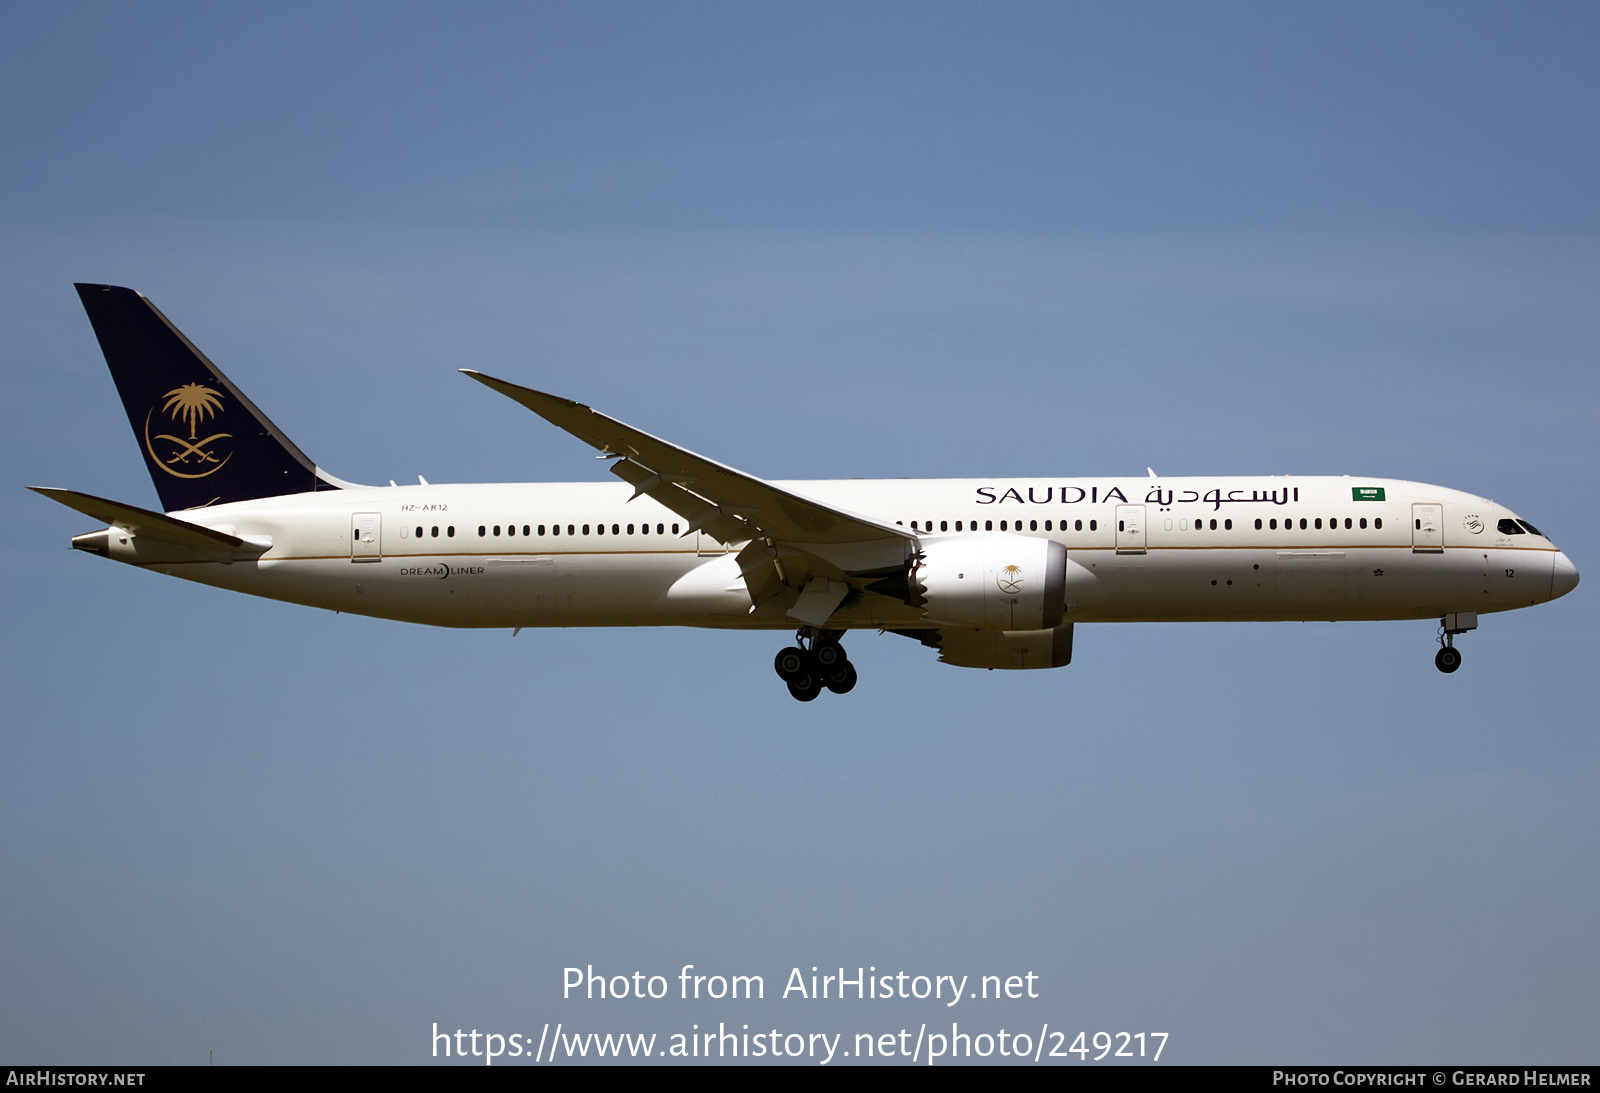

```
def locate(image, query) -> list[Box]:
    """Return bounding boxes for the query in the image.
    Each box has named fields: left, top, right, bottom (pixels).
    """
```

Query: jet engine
left=870, top=533, right=1067, bottom=631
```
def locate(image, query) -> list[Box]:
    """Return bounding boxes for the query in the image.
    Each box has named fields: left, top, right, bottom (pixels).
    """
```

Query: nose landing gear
left=1434, top=612, right=1477, bottom=674
left=774, top=628, right=856, bottom=701
left=1435, top=644, right=1462, bottom=674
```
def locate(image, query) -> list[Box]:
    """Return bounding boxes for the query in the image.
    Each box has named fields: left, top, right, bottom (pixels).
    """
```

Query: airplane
left=33, top=284, right=1580, bottom=701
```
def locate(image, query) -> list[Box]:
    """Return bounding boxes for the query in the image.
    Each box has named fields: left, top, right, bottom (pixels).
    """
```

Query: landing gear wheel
left=778, top=631, right=852, bottom=700
left=774, top=647, right=811, bottom=681
left=786, top=674, right=822, bottom=702
left=823, top=659, right=857, bottom=694
left=813, top=641, right=845, bottom=670
left=1435, top=646, right=1462, bottom=674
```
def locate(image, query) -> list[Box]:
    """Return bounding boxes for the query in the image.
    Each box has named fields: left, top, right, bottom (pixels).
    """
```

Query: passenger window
left=627, top=524, right=635, bottom=535
left=447, top=526, right=455, bottom=537
left=1255, top=518, right=1262, bottom=530
left=431, top=526, right=439, bottom=538
left=1000, top=520, right=1007, bottom=531
left=612, top=524, right=619, bottom=535
left=956, top=520, right=963, bottom=531
left=1374, top=518, right=1382, bottom=530
left=538, top=525, right=546, bottom=536
left=1497, top=518, right=1524, bottom=535
left=1044, top=520, right=1052, bottom=531
left=1118, top=520, right=1125, bottom=531
left=583, top=524, right=591, bottom=535
left=506, top=525, right=515, bottom=537
left=568, top=525, right=575, bottom=536
left=1090, top=519, right=1097, bottom=531
left=941, top=520, right=948, bottom=532
left=671, top=523, right=679, bottom=534
left=552, top=525, right=560, bottom=536
left=1344, top=518, right=1352, bottom=529
left=1315, top=518, right=1323, bottom=530
left=985, top=520, right=993, bottom=531
left=1269, top=518, right=1277, bottom=530
left=415, top=526, right=423, bottom=538
left=1224, top=519, right=1232, bottom=530
left=1517, top=520, right=1542, bottom=536
left=494, top=525, right=501, bottom=536
left=1209, top=519, right=1217, bottom=530
left=1299, top=518, right=1307, bottom=530
left=1359, top=518, right=1366, bottom=529
left=478, top=525, right=486, bottom=537
left=597, top=523, right=605, bottom=536
left=910, top=521, right=918, bottom=531
left=1030, top=520, right=1037, bottom=531
left=1074, top=520, right=1082, bottom=531
left=523, top=525, right=530, bottom=536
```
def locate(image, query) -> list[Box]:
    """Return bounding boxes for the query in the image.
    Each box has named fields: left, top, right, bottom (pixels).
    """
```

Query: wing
left=461, top=371, right=917, bottom=614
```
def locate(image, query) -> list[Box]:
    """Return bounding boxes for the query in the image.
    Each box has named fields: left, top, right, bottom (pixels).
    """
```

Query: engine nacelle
left=910, top=533, right=1067, bottom=631
left=935, top=622, right=1075, bottom=670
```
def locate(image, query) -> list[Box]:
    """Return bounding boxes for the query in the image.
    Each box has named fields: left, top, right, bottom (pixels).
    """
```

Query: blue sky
left=2, top=2, right=1596, bottom=1065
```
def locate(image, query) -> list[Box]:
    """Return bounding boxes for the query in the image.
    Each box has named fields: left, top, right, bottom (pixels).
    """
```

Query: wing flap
left=607, top=457, right=753, bottom=543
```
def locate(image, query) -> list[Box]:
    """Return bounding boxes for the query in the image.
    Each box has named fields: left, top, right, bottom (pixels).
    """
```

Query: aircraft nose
left=1551, top=551, right=1579, bottom=601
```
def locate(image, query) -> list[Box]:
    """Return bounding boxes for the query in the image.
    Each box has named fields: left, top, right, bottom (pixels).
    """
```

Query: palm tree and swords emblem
left=143, top=382, right=233, bottom=478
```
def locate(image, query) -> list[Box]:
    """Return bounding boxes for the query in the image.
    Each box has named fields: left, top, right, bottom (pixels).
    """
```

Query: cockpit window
left=1516, top=520, right=1543, bottom=537
left=1497, top=518, right=1525, bottom=535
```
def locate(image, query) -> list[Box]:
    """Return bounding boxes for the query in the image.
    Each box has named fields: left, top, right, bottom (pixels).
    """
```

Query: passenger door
left=1412, top=503, right=1443, bottom=553
left=351, top=512, right=382, bottom=562
left=1115, top=505, right=1146, bottom=554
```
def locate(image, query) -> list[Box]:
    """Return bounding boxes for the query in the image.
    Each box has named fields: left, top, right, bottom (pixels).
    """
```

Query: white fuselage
left=102, top=475, right=1574, bottom=632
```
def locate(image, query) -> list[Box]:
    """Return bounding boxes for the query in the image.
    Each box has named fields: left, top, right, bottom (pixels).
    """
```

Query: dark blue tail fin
left=76, top=283, right=341, bottom=511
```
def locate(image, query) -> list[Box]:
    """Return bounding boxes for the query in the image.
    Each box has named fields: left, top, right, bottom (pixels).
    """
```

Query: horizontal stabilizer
left=28, top=487, right=253, bottom=551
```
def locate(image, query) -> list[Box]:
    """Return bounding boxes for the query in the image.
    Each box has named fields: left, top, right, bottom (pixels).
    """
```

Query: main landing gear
left=774, top=628, right=857, bottom=702
left=1435, top=612, right=1476, bottom=674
